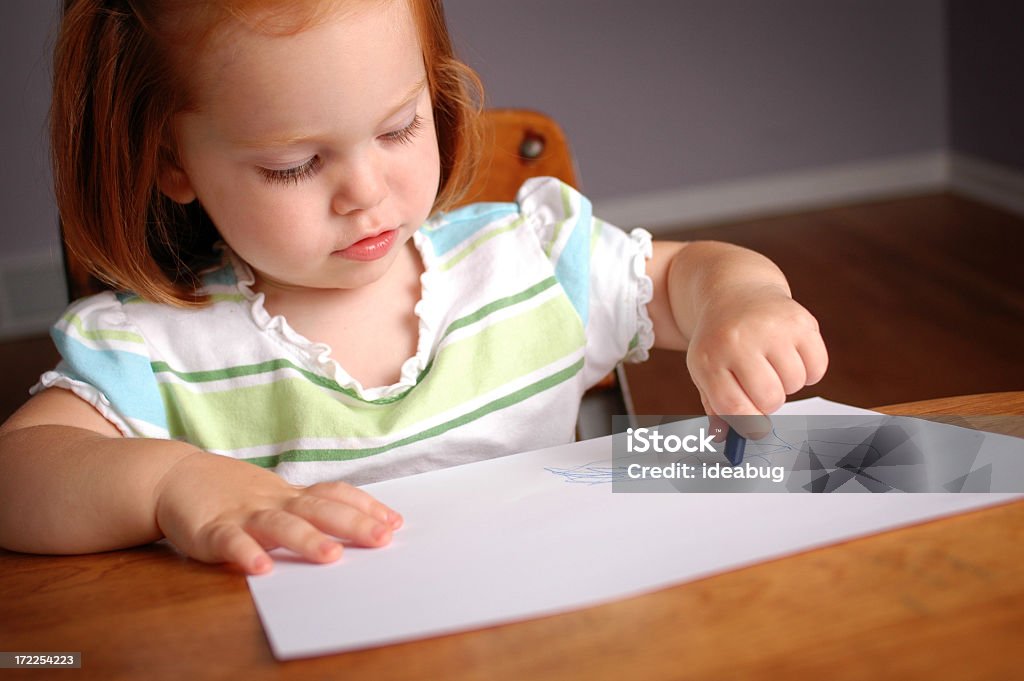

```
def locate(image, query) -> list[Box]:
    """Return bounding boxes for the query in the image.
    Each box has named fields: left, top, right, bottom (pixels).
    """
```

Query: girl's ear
left=158, top=151, right=197, bottom=205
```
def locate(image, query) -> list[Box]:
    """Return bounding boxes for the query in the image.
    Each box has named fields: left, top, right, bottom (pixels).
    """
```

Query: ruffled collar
left=222, top=231, right=440, bottom=401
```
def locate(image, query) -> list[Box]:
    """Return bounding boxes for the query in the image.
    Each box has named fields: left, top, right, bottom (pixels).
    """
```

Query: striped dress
left=34, top=178, right=654, bottom=485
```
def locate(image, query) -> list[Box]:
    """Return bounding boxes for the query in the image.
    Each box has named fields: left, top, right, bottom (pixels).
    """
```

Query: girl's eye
left=380, top=114, right=424, bottom=146
left=255, top=115, right=423, bottom=185
left=258, top=155, right=323, bottom=185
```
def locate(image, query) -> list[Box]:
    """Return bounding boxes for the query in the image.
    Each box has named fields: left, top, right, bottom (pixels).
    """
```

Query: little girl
left=0, top=0, right=827, bottom=574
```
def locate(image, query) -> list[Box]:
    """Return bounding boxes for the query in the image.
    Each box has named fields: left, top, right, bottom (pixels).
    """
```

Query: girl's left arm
left=645, top=240, right=828, bottom=418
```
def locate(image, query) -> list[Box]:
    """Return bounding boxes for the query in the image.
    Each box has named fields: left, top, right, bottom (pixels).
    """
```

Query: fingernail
left=252, top=555, right=271, bottom=573
left=376, top=508, right=402, bottom=527
left=372, top=524, right=389, bottom=541
left=320, top=540, right=340, bottom=557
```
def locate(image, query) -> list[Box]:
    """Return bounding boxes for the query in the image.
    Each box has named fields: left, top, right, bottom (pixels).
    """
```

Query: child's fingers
left=766, top=345, right=809, bottom=396
left=699, top=367, right=763, bottom=419
left=695, top=367, right=773, bottom=439
left=797, top=330, right=829, bottom=386
left=305, top=481, right=403, bottom=529
left=697, top=386, right=715, bottom=416
left=697, top=387, right=731, bottom=443
left=244, top=509, right=343, bottom=565
left=728, top=358, right=787, bottom=415
left=198, top=522, right=273, bottom=575
left=283, top=494, right=393, bottom=547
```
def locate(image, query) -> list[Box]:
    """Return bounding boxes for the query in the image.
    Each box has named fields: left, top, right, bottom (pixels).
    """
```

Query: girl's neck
left=254, top=240, right=423, bottom=312
left=250, top=240, right=425, bottom=388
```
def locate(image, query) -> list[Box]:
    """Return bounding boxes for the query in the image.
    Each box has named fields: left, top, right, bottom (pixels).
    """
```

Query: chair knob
left=519, top=132, right=545, bottom=160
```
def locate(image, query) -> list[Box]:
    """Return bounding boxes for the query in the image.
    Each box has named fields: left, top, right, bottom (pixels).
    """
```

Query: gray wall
left=0, top=1, right=1019, bottom=263
left=948, top=0, right=1024, bottom=173
left=445, top=0, right=947, bottom=200
left=1, top=1, right=59, bottom=259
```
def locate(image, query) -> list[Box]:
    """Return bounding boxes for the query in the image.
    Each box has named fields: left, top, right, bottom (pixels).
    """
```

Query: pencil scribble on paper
left=545, top=462, right=628, bottom=484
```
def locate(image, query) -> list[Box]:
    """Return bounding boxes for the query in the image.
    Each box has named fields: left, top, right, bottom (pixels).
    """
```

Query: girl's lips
left=333, top=229, right=398, bottom=261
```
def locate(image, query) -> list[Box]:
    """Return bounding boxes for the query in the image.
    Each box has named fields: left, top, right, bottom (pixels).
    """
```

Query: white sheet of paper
left=247, top=398, right=1022, bottom=659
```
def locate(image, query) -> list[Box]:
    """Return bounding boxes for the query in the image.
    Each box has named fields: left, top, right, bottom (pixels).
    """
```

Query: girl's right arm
left=0, top=389, right=402, bottom=574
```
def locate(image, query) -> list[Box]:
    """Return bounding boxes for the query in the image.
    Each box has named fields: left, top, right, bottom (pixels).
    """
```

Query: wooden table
left=2, top=393, right=1022, bottom=680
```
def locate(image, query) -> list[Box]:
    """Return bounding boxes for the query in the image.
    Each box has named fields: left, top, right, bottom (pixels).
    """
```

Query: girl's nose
left=331, top=155, right=388, bottom=215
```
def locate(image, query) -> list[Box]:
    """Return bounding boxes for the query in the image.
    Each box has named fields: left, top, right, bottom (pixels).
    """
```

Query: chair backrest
left=458, top=108, right=578, bottom=206
left=60, top=109, right=577, bottom=302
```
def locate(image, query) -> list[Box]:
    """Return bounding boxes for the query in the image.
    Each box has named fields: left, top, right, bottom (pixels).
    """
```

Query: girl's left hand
left=684, top=284, right=828, bottom=427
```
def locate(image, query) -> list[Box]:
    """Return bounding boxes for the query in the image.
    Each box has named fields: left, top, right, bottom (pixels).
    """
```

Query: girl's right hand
left=153, top=451, right=403, bottom=574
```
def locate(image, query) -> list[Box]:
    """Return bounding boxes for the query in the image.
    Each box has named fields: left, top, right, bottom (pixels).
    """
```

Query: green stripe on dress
left=591, top=218, right=604, bottom=255
left=158, top=294, right=585, bottom=449
left=62, top=312, right=145, bottom=344
left=439, top=217, right=524, bottom=272
left=542, top=183, right=576, bottom=258
left=438, top=276, right=558, bottom=341
left=151, top=276, right=560, bottom=403
left=243, top=357, right=585, bottom=467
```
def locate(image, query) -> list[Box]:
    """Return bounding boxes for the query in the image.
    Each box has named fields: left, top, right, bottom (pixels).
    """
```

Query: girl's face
left=164, top=0, right=440, bottom=293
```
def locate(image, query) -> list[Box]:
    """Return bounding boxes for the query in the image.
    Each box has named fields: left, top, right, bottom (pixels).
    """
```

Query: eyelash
left=381, top=113, right=424, bottom=146
left=258, top=155, right=324, bottom=185
left=257, top=114, right=425, bottom=186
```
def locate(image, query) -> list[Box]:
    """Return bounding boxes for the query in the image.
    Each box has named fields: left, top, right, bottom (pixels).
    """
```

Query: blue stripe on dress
left=553, top=193, right=592, bottom=325
left=50, top=328, right=168, bottom=429
left=422, top=203, right=519, bottom=256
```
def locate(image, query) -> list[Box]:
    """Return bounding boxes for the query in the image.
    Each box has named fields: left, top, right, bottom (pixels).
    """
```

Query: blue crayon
left=724, top=427, right=746, bottom=466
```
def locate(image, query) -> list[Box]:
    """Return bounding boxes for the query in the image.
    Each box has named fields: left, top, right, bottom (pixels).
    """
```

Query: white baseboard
left=593, top=151, right=952, bottom=233
left=1, top=151, right=1021, bottom=339
left=949, top=153, right=1024, bottom=219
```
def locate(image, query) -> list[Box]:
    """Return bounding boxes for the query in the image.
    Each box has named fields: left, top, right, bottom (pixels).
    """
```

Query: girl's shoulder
left=53, top=250, right=244, bottom=341
left=422, top=177, right=588, bottom=250
left=52, top=290, right=140, bottom=350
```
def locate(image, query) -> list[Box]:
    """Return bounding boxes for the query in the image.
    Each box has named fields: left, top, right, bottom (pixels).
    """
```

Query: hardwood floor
left=0, top=331, right=59, bottom=424
left=0, top=191, right=1021, bottom=424
left=624, top=191, right=1024, bottom=415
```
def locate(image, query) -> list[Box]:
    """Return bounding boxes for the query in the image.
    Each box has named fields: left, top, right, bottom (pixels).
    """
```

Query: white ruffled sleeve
left=516, top=177, right=655, bottom=389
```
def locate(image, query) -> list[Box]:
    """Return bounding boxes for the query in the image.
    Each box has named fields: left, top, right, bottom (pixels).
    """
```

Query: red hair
left=52, top=0, right=484, bottom=306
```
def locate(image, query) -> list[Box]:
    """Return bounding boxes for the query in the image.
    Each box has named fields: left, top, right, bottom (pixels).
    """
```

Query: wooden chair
left=59, top=108, right=631, bottom=436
